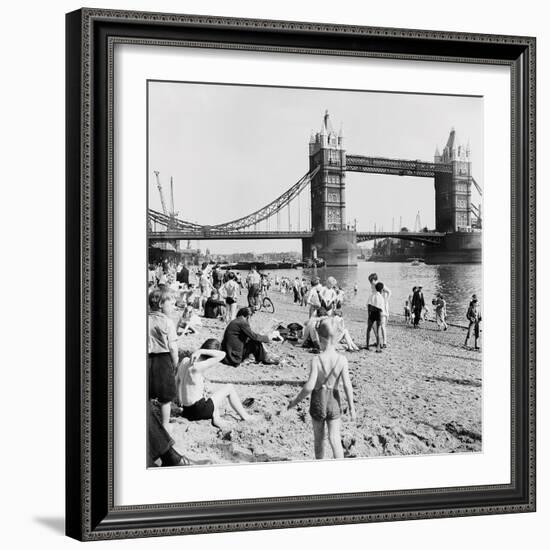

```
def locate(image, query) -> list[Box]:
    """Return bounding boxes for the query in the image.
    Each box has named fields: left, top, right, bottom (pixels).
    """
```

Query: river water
left=238, top=261, right=481, bottom=325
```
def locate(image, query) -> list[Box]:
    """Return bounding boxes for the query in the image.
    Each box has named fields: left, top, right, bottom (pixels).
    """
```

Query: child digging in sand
left=287, top=318, right=356, bottom=459
left=176, top=338, right=256, bottom=430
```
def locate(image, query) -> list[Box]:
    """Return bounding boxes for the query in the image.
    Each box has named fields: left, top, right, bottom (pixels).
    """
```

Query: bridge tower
left=434, top=128, right=473, bottom=233
left=305, top=111, right=358, bottom=266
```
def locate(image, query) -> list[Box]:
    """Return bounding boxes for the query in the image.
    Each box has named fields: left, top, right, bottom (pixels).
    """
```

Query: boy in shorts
left=148, top=288, right=179, bottom=429
left=366, top=282, right=385, bottom=352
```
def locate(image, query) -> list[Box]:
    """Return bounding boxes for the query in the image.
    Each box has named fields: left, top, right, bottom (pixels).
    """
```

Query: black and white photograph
left=147, top=81, right=484, bottom=467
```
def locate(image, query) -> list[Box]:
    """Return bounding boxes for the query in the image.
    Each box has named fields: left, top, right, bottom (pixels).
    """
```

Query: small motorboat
left=408, top=257, right=425, bottom=266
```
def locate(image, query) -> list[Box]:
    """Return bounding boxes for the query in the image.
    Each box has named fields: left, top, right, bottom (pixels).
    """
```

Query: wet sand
left=168, top=289, right=482, bottom=464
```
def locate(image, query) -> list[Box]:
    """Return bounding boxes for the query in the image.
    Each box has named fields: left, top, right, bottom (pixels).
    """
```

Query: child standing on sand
left=433, top=293, right=448, bottom=330
left=366, top=281, right=385, bottom=352
left=465, top=295, right=482, bottom=350
left=148, top=288, right=179, bottom=430
left=287, top=318, right=356, bottom=459
left=404, top=300, right=411, bottom=323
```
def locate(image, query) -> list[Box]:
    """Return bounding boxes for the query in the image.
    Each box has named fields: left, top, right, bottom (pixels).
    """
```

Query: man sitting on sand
left=221, top=307, right=280, bottom=366
left=176, top=339, right=255, bottom=430
left=203, top=290, right=226, bottom=319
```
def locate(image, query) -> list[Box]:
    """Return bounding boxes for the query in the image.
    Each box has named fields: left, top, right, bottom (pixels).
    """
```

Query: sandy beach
left=168, top=288, right=482, bottom=464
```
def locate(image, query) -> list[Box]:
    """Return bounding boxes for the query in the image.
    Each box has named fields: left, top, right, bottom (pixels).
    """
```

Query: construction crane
left=153, top=171, right=182, bottom=250
left=153, top=171, right=169, bottom=216
left=169, top=176, right=178, bottom=218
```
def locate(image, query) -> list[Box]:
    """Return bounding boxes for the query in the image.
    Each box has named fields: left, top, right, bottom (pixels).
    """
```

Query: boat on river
left=408, top=257, right=426, bottom=266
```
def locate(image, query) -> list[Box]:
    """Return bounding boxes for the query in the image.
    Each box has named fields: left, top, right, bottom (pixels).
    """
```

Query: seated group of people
left=148, top=287, right=281, bottom=460
left=301, top=276, right=359, bottom=353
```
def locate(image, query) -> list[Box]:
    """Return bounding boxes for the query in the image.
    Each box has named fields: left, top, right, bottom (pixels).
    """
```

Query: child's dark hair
left=200, top=338, right=220, bottom=351
left=149, top=288, right=174, bottom=310
left=375, top=281, right=384, bottom=293
left=317, top=318, right=336, bottom=341
left=237, top=307, right=252, bottom=318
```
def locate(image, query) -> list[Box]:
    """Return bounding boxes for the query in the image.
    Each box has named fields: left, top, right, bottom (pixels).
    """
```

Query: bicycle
left=251, top=294, right=275, bottom=315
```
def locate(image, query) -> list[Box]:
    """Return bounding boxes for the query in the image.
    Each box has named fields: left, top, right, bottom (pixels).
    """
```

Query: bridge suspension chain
left=148, top=209, right=203, bottom=231
left=208, top=166, right=319, bottom=232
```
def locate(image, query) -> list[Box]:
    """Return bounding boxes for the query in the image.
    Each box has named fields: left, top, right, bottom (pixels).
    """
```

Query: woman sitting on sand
left=333, top=311, right=360, bottom=352
left=177, top=305, right=202, bottom=335
left=176, top=339, right=255, bottom=430
left=287, top=318, right=356, bottom=459
left=302, top=308, right=359, bottom=353
left=301, top=307, right=329, bottom=351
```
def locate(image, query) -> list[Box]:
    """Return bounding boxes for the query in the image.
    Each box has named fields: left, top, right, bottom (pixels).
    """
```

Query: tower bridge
left=149, top=111, right=482, bottom=266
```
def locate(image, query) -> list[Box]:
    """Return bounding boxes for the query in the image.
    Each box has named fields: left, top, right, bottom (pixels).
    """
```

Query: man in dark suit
left=176, top=263, right=189, bottom=286
left=221, top=307, right=279, bottom=366
left=411, top=286, right=425, bottom=327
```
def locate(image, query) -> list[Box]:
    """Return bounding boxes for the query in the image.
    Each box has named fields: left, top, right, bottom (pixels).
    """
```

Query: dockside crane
left=153, top=171, right=180, bottom=250
left=169, top=176, right=178, bottom=219
left=154, top=171, right=169, bottom=216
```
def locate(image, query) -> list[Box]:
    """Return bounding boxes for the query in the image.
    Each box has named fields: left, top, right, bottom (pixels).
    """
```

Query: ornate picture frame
left=66, top=8, right=536, bottom=541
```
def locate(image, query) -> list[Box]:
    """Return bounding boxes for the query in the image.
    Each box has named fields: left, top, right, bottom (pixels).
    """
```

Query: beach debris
left=219, top=429, right=233, bottom=441
left=242, top=397, right=255, bottom=408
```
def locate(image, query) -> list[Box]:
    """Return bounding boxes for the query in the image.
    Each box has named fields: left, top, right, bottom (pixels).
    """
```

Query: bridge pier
left=303, top=230, right=358, bottom=266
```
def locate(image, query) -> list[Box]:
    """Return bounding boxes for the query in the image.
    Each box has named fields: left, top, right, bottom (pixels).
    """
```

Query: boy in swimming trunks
left=287, top=318, right=356, bottom=459
left=176, top=338, right=255, bottom=430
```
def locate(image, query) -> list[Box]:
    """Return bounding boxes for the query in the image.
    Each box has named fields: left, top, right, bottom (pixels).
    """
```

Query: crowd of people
left=147, top=258, right=482, bottom=466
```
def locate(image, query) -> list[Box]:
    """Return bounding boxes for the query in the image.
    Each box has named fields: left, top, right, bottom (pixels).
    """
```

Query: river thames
left=254, top=261, right=481, bottom=326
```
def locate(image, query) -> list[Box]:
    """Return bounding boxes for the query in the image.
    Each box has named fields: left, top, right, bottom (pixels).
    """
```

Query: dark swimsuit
left=309, top=356, right=343, bottom=421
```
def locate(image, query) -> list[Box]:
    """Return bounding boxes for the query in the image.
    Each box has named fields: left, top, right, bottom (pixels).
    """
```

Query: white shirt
left=247, top=271, right=261, bottom=286
left=307, top=285, right=322, bottom=317
left=370, top=282, right=390, bottom=315
left=368, top=291, right=385, bottom=311
left=223, top=280, right=239, bottom=298
left=321, top=286, right=337, bottom=308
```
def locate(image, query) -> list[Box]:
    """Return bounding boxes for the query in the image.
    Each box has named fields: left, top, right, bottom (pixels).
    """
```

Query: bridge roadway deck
left=149, top=230, right=314, bottom=240
left=357, top=231, right=445, bottom=244
left=149, top=230, right=445, bottom=243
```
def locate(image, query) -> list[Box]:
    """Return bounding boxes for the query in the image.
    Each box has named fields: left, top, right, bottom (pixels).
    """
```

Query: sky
left=148, top=81, right=483, bottom=254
